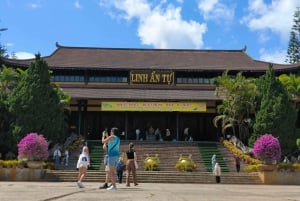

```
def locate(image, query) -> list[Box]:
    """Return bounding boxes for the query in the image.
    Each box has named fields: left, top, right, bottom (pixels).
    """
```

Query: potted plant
left=17, top=133, right=49, bottom=169
left=253, top=134, right=281, bottom=171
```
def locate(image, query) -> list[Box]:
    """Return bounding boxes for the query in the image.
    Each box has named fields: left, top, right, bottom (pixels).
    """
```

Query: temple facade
left=1, top=43, right=299, bottom=141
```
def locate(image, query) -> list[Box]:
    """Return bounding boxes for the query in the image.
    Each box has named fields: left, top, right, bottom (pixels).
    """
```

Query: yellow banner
left=101, top=102, right=206, bottom=112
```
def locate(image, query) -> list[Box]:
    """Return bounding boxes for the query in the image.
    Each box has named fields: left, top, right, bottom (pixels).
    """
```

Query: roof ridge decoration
left=53, top=42, right=247, bottom=53
left=55, top=42, right=62, bottom=48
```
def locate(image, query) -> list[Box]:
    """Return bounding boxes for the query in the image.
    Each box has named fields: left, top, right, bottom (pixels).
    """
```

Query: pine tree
left=0, top=43, right=9, bottom=58
left=8, top=54, right=65, bottom=143
left=250, top=64, right=297, bottom=155
left=286, top=7, right=300, bottom=64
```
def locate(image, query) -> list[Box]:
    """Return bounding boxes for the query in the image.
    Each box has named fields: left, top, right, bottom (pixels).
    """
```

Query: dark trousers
left=236, top=164, right=240, bottom=172
left=117, top=170, right=123, bottom=183
left=216, top=176, right=221, bottom=183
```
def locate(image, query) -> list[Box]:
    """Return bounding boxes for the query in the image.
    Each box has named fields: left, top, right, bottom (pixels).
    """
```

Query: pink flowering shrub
left=18, top=133, right=49, bottom=161
left=253, top=134, right=281, bottom=164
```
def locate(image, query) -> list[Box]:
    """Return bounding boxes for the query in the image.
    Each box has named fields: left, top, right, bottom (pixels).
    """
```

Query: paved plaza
left=0, top=182, right=299, bottom=201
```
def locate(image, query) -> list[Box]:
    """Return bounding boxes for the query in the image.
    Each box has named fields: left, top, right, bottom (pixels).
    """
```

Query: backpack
left=117, top=160, right=124, bottom=171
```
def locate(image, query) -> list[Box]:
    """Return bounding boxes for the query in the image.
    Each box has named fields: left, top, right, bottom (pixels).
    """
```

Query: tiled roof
left=1, top=43, right=299, bottom=71
left=61, top=87, right=220, bottom=101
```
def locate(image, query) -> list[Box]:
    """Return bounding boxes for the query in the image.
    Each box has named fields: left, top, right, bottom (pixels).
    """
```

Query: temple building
left=1, top=43, right=299, bottom=141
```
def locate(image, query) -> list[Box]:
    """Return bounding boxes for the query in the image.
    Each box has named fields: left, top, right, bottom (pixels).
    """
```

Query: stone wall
left=0, top=168, right=45, bottom=181
left=258, top=171, right=300, bottom=185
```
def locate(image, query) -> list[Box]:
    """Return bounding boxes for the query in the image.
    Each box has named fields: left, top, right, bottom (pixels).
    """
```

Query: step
left=43, top=170, right=262, bottom=184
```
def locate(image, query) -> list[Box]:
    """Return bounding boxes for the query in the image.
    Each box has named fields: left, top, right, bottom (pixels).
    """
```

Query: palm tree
left=212, top=71, right=257, bottom=143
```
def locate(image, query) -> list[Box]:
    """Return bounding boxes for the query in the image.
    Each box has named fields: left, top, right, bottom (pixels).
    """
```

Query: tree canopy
left=251, top=65, right=297, bottom=154
left=8, top=54, right=66, bottom=143
left=286, top=7, right=300, bottom=64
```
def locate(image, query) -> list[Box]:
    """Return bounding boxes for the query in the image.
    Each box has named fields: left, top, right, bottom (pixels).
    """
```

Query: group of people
left=53, top=147, right=69, bottom=168
left=76, top=127, right=138, bottom=190
left=134, top=127, right=194, bottom=142
left=135, top=127, right=176, bottom=141
left=76, top=128, right=244, bottom=188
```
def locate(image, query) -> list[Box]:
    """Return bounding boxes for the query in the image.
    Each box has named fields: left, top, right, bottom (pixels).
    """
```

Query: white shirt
left=76, top=152, right=90, bottom=168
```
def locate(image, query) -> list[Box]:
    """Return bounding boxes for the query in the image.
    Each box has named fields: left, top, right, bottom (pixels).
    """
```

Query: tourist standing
left=64, top=149, right=69, bottom=166
left=99, top=129, right=111, bottom=189
left=135, top=128, right=140, bottom=141
left=102, top=127, right=120, bottom=190
left=164, top=128, right=172, bottom=141
left=76, top=145, right=90, bottom=188
left=116, top=157, right=125, bottom=184
left=125, top=143, right=138, bottom=187
left=213, top=162, right=221, bottom=183
left=234, top=155, right=240, bottom=173
left=184, top=127, right=189, bottom=141
left=154, top=128, right=162, bottom=141
left=53, top=147, right=61, bottom=169
left=211, top=154, right=216, bottom=172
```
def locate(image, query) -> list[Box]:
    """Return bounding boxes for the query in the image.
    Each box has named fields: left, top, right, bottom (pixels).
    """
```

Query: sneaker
left=77, top=181, right=85, bottom=188
left=107, top=185, right=117, bottom=191
left=99, top=183, right=108, bottom=189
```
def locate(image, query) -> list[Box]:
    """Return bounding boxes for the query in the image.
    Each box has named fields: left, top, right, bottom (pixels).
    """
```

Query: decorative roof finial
left=242, top=45, right=247, bottom=52
left=55, top=42, right=61, bottom=47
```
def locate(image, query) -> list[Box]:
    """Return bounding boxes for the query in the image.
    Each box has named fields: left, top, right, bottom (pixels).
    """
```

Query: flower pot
left=27, top=161, right=43, bottom=169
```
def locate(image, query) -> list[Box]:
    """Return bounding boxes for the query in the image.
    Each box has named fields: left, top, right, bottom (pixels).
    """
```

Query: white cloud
left=241, top=0, right=299, bottom=42
left=29, top=0, right=43, bottom=9
left=197, top=0, right=235, bottom=22
left=74, top=1, right=82, bottom=9
left=259, top=48, right=287, bottom=64
left=99, top=0, right=207, bottom=49
left=14, top=52, right=35, bottom=60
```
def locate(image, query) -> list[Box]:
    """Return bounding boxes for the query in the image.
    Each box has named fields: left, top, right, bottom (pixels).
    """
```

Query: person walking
left=101, top=127, right=120, bottom=190
left=234, top=155, right=240, bottom=173
left=125, top=143, right=138, bottom=187
left=116, top=157, right=125, bottom=184
left=213, top=162, right=221, bottom=183
left=76, top=145, right=90, bottom=188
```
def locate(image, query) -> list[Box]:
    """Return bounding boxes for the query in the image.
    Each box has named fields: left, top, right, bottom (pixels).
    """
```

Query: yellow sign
left=101, top=102, right=206, bottom=112
left=130, top=70, right=175, bottom=85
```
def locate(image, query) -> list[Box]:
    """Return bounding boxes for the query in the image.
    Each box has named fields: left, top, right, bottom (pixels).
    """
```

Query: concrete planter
left=258, top=171, right=300, bottom=185
left=27, top=161, right=44, bottom=169
left=0, top=167, right=45, bottom=181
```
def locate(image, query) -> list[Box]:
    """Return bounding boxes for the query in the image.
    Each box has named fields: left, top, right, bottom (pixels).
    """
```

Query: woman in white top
left=213, top=162, right=221, bottom=183
left=76, top=146, right=90, bottom=188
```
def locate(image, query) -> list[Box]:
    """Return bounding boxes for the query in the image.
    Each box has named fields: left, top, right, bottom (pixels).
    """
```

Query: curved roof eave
left=1, top=44, right=300, bottom=72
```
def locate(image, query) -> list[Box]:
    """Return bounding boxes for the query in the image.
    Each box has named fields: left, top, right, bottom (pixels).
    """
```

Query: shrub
left=17, top=133, right=49, bottom=161
left=253, top=134, right=281, bottom=164
left=244, top=164, right=259, bottom=172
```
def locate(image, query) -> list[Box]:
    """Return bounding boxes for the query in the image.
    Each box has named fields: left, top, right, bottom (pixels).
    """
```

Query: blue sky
left=0, top=0, right=299, bottom=64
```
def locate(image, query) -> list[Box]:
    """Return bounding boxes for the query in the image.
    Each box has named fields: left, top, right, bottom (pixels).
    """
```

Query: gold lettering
left=131, top=73, right=148, bottom=83
left=149, top=71, right=160, bottom=83
left=130, top=70, right=174, bottom=85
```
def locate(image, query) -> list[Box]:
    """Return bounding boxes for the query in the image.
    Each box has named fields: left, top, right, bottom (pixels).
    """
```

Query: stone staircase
left=42, top=170, right=262, bottom=184
left=43, top=141, right=262, bottom=184
left=118, top=141, right=206, bottom=172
